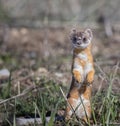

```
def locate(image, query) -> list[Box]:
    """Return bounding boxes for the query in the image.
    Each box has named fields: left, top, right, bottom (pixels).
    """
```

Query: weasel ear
left=85, top=28, right=93, bottom=39
left=70, top=28, right=76, bottom=40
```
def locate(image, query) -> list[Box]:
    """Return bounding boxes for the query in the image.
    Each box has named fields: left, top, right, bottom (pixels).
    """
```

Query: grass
left=0, top=64, right=119, bottom=126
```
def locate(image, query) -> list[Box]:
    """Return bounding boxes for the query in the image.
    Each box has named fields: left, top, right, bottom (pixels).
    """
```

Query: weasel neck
left=73, top=44, right=91, bottom=56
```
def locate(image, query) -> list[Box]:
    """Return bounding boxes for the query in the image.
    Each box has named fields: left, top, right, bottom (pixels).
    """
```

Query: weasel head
left=70, top=28, right=93, bottom=49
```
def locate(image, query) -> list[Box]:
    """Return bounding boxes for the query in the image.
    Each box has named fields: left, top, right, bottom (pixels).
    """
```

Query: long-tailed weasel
left=65, top=28, right=95, bottom=122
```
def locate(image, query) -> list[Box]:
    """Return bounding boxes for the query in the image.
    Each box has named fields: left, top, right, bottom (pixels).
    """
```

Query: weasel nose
left=77, top=41, right=81, bottom=45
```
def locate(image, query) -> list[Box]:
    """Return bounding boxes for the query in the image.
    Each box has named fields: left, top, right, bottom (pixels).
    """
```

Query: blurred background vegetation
left=0, top=0, right=120, bottom=27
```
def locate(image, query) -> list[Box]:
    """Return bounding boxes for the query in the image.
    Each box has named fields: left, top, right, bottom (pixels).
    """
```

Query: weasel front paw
left=73, top=70, right=82, bottom=83
left=86, top=71, right=94, bottom=84
left=74, top=80, right=82, bottom=88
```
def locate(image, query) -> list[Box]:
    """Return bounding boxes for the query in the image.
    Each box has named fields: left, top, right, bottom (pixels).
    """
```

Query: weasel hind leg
left=80, top=103, right=91, bottom=123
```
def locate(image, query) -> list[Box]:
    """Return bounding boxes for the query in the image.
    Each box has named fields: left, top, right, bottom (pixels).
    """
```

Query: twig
left=111, top=62, right=119, bottom=84
left=79, top=96, right=89, bottom=123
left=0, top=85, right=50, bottom=105
left=95, top=62, right=108, bottom=81
left=107, top=62, right=119, bottom=99
left=15, top=74, right=33, bottom=82
left=97, top=75, right=105, bottom=94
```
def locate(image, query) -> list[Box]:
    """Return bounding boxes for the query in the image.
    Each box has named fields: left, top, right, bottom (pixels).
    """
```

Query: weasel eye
left=72, top=36, right=77, bottom=43
left=83, top=37, right=87, bottom=42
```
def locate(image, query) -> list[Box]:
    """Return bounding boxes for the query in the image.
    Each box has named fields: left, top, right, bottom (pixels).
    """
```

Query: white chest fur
left=73, top=53, right=93, bottom=82
left=77, top=53, right=88, bottom=61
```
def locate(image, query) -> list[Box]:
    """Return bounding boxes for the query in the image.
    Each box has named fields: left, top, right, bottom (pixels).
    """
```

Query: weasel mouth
left=77, top=43, right=81, bottom=46
left=72, top=42, right=81, bottom=47
left=74, top=43, right=81, bottom=46
left=73, top=42, right=89, bottom=49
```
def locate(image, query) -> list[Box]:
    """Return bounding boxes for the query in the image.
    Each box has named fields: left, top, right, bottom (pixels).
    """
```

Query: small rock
left=37, top=67, right=48, bottom=74
left=0, top=69, right=10, bottom=79
left=16, top=117, right=50, bottom=126
left=20, top=28, right=28, bottom=35
left=55, top=72, right=63, bottom=78
left=35, top=67, right=49, bottom=77
left=11, top=28, right=19, bottom=38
